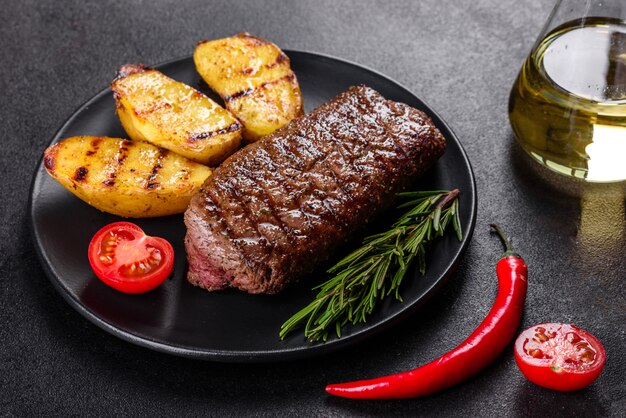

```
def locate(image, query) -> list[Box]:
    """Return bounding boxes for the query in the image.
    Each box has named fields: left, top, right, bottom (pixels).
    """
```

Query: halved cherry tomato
left=514, top=323, right=606, bottom=391
left=87, top=222, right=174, bottom=294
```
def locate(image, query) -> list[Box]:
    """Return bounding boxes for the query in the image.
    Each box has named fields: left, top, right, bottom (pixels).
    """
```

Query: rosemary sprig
left=279, top=189, right=462, bottom=342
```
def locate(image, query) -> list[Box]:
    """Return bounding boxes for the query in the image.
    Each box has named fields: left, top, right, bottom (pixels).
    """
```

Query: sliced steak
left=184, top=85, right=446, bottom=294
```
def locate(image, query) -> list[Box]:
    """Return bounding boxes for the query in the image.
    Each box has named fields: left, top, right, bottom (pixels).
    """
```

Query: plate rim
left=28, top=49, right=477, bottom=362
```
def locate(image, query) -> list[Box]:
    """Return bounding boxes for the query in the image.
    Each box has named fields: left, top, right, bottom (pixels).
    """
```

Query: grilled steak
left=184, top=86, right=446, bottom=294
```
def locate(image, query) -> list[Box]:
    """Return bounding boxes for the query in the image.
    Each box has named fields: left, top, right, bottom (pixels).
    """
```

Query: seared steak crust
left=184, top=86, right=446, bottom=294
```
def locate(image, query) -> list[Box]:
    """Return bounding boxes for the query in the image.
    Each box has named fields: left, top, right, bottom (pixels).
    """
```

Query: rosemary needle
left=279, top=189, right=462, bottom=342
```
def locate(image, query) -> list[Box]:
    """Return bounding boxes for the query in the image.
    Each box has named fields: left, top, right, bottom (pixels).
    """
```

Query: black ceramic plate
left=29, top=51, right=476, bottom=362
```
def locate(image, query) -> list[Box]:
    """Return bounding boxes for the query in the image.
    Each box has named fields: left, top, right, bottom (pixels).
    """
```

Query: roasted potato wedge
left=43, top=136, right=212, bottom=218
left=111, top=64, right=242, bottom=166
left=193, top=33, right=304, bottom=142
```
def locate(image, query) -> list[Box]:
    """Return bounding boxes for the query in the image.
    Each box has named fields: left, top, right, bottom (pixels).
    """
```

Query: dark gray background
left=1, top=0, right=624, bottom=416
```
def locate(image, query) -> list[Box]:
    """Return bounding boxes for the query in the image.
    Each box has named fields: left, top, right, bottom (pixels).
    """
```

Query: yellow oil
left=509, top=17, right=626, bottom=182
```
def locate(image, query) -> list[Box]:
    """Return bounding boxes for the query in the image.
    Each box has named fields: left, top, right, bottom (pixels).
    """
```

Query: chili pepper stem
left=490, top=223, right=520, bottom=258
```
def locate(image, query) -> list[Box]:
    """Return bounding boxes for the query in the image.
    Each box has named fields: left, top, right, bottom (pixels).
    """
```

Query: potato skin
left=43, top=136, right=212, bottom=218
left=111, top=64, right=242, bottom=166
left=193, top=33, right=304, bottom=142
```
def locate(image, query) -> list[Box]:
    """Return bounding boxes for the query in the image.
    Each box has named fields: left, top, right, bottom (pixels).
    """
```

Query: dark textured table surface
left=2, top=0, right=625, bottom=416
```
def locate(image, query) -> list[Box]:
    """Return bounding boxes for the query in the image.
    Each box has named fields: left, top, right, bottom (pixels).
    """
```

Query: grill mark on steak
left=185, top=85, right=447, bottom=294
left=276, top=104, right=388, bottom=278
left=319, top=115, right=385, bottom=211
left=316, top=154, right=357, bottom=216
left=208, top=178, right=270, bottom=271
left=255, top=155, right=313, bottom=226
left=200, top=184, right=260, bottom=273
left=227, top=171, right=287, bottom=252
left=209, top=145, right=315, bottom=282
left=224, top=170, right=289, bottom=263
left=347, top=105, right=399, bottom=177
left=272, top=133, right=358, bottom=241
left=240, top=138, right=349, bottom=282
left=241, top=148, right=315, bottom=246
left=198, top=192, right=234, bottom=246
left=283, top=116, right=368, bottom=213
left=266, top=137, right=309, bottom=173
left=250, top=170, right=320, bottom=268
left=261, top=140, right=324, bottom=228
left=243, top=148, right=299, bottom=215
left=186, top=192, right=249, bottom=290
left=299, top=163, right=349, bottom=238
left=223, top=177, right=272, bottom=239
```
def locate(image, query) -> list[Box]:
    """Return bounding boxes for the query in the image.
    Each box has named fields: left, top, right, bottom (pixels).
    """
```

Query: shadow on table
left=508, top=134, right=626, bottom=272
left=508, top=133, right=626, bottom=201
left=513, top=382, right=607, bottom=417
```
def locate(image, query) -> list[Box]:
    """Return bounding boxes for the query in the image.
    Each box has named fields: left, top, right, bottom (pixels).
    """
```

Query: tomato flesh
left=514, top=323, right=606, bottom=391
left=88, top=222, right=174, bottom=294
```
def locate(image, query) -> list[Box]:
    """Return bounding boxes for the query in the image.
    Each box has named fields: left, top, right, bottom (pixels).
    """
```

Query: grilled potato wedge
left=193, top=33, right=304, bottom=142
left=43, top=136, right=212, bottom=218
left=111, top=64, right=242, bottom=166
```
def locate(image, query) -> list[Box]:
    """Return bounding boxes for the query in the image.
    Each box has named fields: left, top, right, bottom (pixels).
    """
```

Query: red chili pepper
left=325, top=224, right=528, bottom=399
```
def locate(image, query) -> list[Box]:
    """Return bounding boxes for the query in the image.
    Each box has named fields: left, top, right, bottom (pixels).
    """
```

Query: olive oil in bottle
left=509, top=17, right=626, bottom=182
